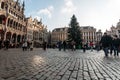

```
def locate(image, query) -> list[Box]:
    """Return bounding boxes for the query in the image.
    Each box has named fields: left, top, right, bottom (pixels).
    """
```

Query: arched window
left=7, top=18, right=10, bottom=26
left=10, top=20, right=13, bottom=27
left=13, top=21, right=16, bottom=29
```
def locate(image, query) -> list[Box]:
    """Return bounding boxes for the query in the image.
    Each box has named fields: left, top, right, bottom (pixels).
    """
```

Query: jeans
left=103, top=47, right=109, bottom=57
left=113, top=46, right=119, bottom=56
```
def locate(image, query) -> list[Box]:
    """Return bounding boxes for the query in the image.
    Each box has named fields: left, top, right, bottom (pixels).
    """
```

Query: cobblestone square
left=0, top=48, right=120, bottom=80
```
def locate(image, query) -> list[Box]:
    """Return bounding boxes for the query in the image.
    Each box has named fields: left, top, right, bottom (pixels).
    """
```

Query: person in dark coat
left=57, top=41, right=62, bottom=51
left=71, top=40, right=76, bottom=51
left=4, top=39, right=10, bottom=50
left=89, top=41, right=94, bottom=51
left=100, top=33, right=112, bottom=57
left=43, top=41, right=47, bottom=51
left=0, top=39, right=2, bottom=49
left=110, top=38, right=114, bottom=55
left=113, top=35, right=120, bottom=56
left=63, top=40, right=67, bottom=51
left=83, top=43, right=87, bottom=53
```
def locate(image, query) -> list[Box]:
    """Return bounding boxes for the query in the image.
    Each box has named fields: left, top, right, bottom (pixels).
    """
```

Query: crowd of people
left=0, top=33, right=120, bottom=57
left=0, top=39, right=10, bottom=50
left=53, top=33, right=120, bottom=58
left=0, top=39, right=34, bottom=51
left=100, top=33, right=120, bottom=57
left=22, top=41, right=34, bottom=51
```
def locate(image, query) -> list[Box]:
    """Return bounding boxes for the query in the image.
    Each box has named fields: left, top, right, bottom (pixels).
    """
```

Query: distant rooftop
left=80, top=26, right=95, bottom=29
left=52, top=27, right=68, bottom=32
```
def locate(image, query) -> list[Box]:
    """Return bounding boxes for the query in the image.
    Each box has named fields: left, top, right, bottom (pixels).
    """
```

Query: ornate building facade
left=26, top=16, right=33, bottom=42
left=106, top=25, right=117, bottom=38
left=51, top=27, right=68, bottom=44
left=0, top=0, right=26, bottom=47
left=80, top=26, right=96, bottom=44
left=0, top=0, right=48, bottom=48
left=32, top=18, right=48, bottom=47
left=51, top=26, right=101, bottom=45
left=105, top=20, right=120, bottom=38
left=96, top=29, right=102, bottom=43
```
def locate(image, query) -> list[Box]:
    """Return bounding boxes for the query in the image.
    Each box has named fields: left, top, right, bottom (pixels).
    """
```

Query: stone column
left=0, top=2, right=1, bottom=9
left=3, top=16, right=8, bottom=41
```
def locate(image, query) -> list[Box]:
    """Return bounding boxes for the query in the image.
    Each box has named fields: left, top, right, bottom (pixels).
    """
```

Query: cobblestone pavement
left=0, top=48, right=120, bottom=80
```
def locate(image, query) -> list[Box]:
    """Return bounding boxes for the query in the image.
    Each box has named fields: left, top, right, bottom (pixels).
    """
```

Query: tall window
left=1, top=2, right=4, bottom=9
left=0, top=17, right=2, bottom=24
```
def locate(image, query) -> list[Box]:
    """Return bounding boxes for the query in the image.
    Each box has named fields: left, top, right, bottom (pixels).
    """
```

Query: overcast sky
left=20, top=0, right=120, bottom=32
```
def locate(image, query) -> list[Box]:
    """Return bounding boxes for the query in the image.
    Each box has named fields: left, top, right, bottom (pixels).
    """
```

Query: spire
left=16, top=0, right=19, bottom=4
left=39, top=18, right=42, bottom=24
left=14, top=0, right=19, bottom=7
left=22, top=1, right=25, bottom=10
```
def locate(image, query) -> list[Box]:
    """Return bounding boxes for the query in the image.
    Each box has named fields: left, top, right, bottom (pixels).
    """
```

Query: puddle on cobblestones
left=32, top=55, right=45, bottom=66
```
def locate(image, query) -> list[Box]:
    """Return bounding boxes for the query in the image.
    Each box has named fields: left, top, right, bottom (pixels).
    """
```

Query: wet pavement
left=0, top=48, right=120, bottom=80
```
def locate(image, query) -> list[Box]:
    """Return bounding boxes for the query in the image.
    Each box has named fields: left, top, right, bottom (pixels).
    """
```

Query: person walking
left=43, top=41, right=47, bottom=51
left=110, top=38, right=114, bottom=55
left=82, top=42, right=87, bottom=53
left=27, top=41, right=30, bottom=50
left=71, top=40, right=76, bottom=51
left=24, top=41, right=28, bottom=51
left=89, top=41, right=94, bottom=51
left=0, top=39, right=2, bottom=49
left=25, top=41, right=28, bottom=51
left=63, top=40, right=67, bottom=51
left=4, top=39, right=10, bottom=50
left=57, top=40, right=62, bottom=51
left=100, top=32, right=112, bottom=57
left=113, top=35, right=120, bottom=57
left=30, top=40, right=34, bottom=51
left=22, top=41, right=27, bottom=51
left=22, top=42, right=25, bottom=51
